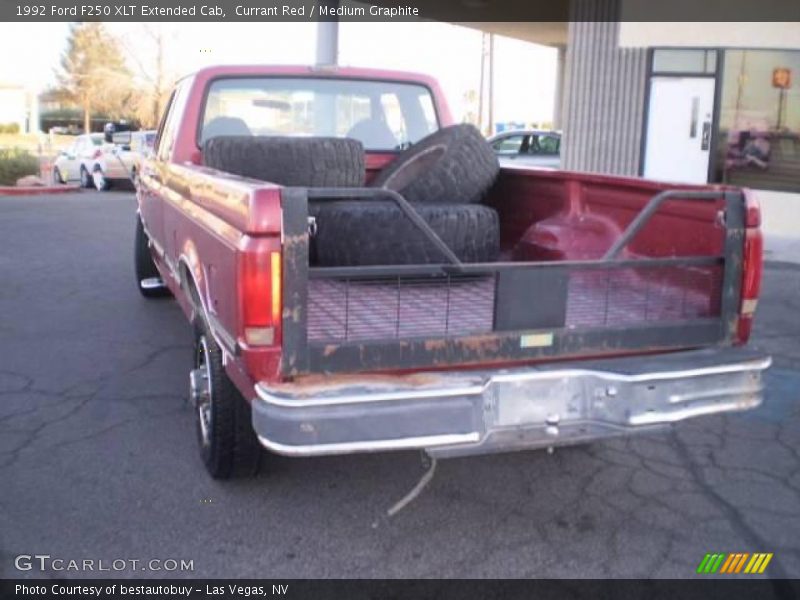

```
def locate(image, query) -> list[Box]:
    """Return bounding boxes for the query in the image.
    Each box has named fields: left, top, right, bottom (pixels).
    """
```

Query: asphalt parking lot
left=1, top=190, right=798, bottom=579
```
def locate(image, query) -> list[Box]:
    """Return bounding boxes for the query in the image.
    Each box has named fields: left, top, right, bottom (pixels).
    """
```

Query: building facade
left=562, top=16, right=800, bottom=192
left=466, top=13, right=800, bottom=193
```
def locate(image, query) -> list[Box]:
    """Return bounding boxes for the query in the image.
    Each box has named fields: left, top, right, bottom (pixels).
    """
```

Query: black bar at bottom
left=2, top=578, right=798, bottom=600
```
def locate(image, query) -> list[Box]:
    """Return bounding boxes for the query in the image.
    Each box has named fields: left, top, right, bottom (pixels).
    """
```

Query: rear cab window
left=156, top=78, right=194, bottom=161
left=198, top=77, right=439, bottom=152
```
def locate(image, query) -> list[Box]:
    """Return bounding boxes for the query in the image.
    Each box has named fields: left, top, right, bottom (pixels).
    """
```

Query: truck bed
left=282, top=168, right=749, bottom=377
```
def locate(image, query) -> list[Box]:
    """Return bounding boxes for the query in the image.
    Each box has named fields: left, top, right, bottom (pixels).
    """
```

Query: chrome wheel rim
left=81, top=169, right=89, bottom=187
left=191, top=336, right=213, bottom=448
left=92, top=169, right=105, bottom=190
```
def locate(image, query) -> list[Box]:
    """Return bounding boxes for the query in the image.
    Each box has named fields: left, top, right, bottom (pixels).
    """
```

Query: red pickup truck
left=135, top=65, right=770, bottom=479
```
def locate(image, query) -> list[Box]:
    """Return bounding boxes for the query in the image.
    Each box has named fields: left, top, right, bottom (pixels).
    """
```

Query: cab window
left=199, top=77, right=439, bottom=152
left=157, top=78, right=193, bottom=161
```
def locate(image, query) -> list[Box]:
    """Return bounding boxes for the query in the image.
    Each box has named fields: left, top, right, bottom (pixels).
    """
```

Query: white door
left=644, top=77, right=715, bottom=184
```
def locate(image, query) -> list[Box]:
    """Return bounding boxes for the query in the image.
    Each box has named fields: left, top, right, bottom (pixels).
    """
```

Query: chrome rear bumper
left=252, top=348, right=771, bottom=458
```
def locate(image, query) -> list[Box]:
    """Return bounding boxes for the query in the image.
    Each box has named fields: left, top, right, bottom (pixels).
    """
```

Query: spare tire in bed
left=203, top=136, right=365, bottom=187
left=370, top=124, right=499, bottom=205
left=310, top=201, right=500, bottom=266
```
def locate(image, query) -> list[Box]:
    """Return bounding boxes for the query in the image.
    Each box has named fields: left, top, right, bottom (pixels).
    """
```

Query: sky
left=0, top=21, right=557, bottom=125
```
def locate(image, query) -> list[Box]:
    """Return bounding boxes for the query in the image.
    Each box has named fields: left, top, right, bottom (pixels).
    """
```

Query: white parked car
left=488, top=129, right=561, bottom=168
left=52, top=133, right=133, bottom=191
left=52, top=134, right=101, bottom=186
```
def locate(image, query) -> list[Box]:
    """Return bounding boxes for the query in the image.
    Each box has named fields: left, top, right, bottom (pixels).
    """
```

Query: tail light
left=736, top=193, right=763, bottom=344
left=238, top=245, right=281, bottom=347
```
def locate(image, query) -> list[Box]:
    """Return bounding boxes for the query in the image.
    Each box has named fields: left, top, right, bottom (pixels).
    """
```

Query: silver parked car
left=488, top=129, right=561, bottom=168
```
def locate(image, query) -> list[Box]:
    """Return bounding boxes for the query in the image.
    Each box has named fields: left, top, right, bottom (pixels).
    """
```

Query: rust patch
left=272, top=371, right=449, bottom=397
left=423, top=339, right=447, bottom=352
left=283, top=233, right=307, bottom=248
left=282, top=306, right=302, bottom=323
left=418, top=334, right=508, bottom=363
left=454, top=334, right=503, bottom=356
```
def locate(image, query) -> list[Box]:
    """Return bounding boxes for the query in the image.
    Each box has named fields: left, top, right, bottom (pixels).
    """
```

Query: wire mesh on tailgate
left=308, top=275, right=495, bottom=343
left=567, top=263, right=723, bottom=328
left=307, top=263, right=723, bottom=344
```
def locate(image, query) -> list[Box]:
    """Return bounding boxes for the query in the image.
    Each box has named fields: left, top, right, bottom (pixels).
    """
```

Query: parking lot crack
left=671, top=429, right=793, bottom=585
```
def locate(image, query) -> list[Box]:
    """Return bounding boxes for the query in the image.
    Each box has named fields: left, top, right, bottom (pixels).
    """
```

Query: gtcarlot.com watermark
left=14, top=554, right=194, bottom=573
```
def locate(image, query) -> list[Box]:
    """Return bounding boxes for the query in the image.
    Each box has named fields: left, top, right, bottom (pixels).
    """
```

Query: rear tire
left=310, top=201, right=500, bottom=266
left=53, top=167, right=64, bottom=185
left=80, top=166, right=91, bottom=188
left=93, top=166, right=110, bottom=191
left=192, top=322, right=262, bottom=480
left=134, top=215, right=170, bottom=298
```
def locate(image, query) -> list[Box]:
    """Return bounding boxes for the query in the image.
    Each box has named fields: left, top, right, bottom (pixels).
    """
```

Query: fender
left=178, top=248, right=238, bottom=360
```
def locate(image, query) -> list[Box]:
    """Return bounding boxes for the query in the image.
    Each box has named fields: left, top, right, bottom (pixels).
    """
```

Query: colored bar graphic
left=745, top=554, right=760, bottom=573
left=710, top=554, right=725, bottom=573
left=698, top=552, right=772, bottom=575
left=734, top=553, right=750, bottom=573
left=758, top=554, right=773, bottom=573
left=720, top=554, right=736, bottom=573
left=697, top=554, right=712, bottom=574
left=725, top=553, right=744, bottom=573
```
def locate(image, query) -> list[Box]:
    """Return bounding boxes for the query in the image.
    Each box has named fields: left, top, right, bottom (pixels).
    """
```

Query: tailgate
left=279, top=187, right=746, bottom=377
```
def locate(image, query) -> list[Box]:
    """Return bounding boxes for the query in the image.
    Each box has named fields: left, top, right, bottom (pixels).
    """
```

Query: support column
left=315, top=2, right=339, bottom=66
left=552, top=45, right=566, bottom=130
left=314, top=2, right=339, bottom=135
left=560, top=0, right=648, bottom=175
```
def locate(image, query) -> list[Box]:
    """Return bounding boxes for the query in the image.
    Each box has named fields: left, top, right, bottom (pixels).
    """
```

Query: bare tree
left=120, top=25, right=177, bottom=128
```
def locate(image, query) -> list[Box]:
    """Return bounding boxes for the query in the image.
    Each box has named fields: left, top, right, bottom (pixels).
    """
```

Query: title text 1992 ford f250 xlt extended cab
left=135, top=65, right=770, bottom=479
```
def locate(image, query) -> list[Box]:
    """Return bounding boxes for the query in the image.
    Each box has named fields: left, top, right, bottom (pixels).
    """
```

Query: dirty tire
left=310, top=201, right=500, bottom=266
left=92, top=165, right=110, bottom=191
left=203, top=136, right=365, bottom=187
left=80, top=166, right=91, bottom=188
left=134, top=216, right=170, bottom=298
left=371, top=124, right=499, bottom=205
left=193, top=321, right=262, bottom=480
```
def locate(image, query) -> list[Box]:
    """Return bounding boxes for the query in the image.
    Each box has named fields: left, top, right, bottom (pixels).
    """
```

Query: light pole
left=315, top=1, right=339, bottom=66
